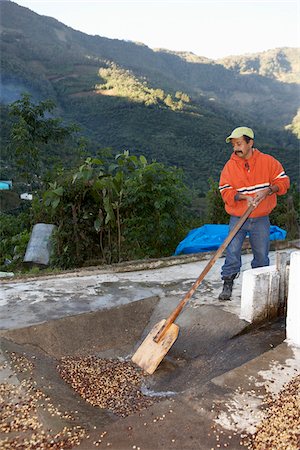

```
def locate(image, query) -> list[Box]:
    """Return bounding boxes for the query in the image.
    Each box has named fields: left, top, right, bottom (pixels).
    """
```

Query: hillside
left=0, top=0, right=299, bottom=192
left=218, top=47, right=300, bottom=84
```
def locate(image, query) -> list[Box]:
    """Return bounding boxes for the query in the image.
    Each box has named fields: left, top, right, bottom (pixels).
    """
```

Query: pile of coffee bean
left=57, top=356, right=157, bottom=417
left=246, top=374, right=300, bottom=449
left=0, top=352, right=86, bottom=449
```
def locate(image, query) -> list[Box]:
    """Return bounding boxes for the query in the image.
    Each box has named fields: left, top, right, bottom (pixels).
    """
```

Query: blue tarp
left=0, top=181, right=12, bottom=190
left=174, top=224, right=287, bottom=255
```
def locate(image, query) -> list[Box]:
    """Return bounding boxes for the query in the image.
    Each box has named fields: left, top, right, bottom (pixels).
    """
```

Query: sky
left=12, top=0, right=300, bottom=59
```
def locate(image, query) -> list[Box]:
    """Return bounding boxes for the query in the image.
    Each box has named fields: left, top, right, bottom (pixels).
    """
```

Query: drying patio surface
left=1, top=245, right=299, bottom=449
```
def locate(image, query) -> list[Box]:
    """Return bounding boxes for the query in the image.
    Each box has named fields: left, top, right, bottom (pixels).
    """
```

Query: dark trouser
left=221, top=215, right=270, bottom=279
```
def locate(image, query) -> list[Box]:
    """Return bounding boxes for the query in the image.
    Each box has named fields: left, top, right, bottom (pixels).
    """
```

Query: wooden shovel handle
left=153, top=203, right=256, bottom=343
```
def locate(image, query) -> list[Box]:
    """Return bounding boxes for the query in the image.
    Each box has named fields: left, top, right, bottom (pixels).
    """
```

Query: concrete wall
left=286, top=251, right=300, bottom=347
left=240, top=266, right=280, bottom=323
left=240, top=251, right=299, bottom=348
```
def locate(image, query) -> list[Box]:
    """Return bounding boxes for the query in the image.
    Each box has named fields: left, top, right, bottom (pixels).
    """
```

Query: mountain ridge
left=1, top=1, right=299, bottom=192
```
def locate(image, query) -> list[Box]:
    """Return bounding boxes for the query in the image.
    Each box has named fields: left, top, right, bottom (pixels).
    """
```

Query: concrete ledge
left=1, top=239, right=298, bottom=284
left=1, top=296, right=160, bottom=358
left=240, top=266, right=280, bottom=323
left=286, top=251, right=300, bottom=347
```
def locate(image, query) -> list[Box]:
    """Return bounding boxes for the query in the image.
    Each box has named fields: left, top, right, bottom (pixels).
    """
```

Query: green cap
left=226, top=126, right=254, bottom=143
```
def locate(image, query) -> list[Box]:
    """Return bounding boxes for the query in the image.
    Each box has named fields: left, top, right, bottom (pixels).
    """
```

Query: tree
left=205, top=177, right=229, bottom=224
left=270, top=183, right=299, bottom=239
left=9, top=93, right=78, bottom=188
left=122, top=162, right=191, bottom=258
left=39, top=152, right=192, bottom=268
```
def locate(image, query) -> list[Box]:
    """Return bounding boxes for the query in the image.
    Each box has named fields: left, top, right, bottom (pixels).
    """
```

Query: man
left=218, top=126, right=290, bottom=301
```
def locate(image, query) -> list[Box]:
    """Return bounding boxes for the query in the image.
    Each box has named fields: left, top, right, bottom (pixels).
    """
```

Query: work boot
left=218, top=274, right=238, bottom=301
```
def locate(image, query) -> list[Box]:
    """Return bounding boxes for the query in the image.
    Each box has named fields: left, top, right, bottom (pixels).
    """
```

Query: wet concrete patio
left=1, top=246, right=297, bottom=330
left=0, top=246, right=299, bottom=449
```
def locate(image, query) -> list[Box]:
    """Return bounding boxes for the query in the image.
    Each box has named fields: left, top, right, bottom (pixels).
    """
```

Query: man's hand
left=252, top=187, right=271, bottom=206
left=246, top=196, right=260, bottom=207
left=236, top=185, right=278, bottom=207
left=236, top=193, right=260, bottom=206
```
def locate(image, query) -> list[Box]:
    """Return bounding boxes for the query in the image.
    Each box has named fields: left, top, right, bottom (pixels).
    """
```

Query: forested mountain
left=219, top=48, right=300, bottom=84
left=1, top=0, right=299, bottom=193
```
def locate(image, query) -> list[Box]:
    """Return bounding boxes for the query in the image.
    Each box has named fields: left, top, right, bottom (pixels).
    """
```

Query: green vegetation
left=1, top=152, right=190, bottom=270
left=121, top=160, right=191, bottom=259
left=0, top=92, right=196, bottom=272
left=205, top=178, right=229, bottom=224
left=0, top=209, right=31, bottom=271
left=9, top=93, right=79, bottom=187
left=269, top=183, right=300, bottom=239
left=0, top=2, right=299, bottom=274
left=286, top=109, right=300, bottom=139
left=96, top=63, right=190, bottom=110
left=37, top=152, right=191, bottom=268
left=219, top=47, right=300, bottom=84
left=1, top=0, right=299, bottom=197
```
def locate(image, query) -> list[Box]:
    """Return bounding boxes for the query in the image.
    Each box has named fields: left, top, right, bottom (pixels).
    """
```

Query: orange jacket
left=219, top=149, right=290, bottom=218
